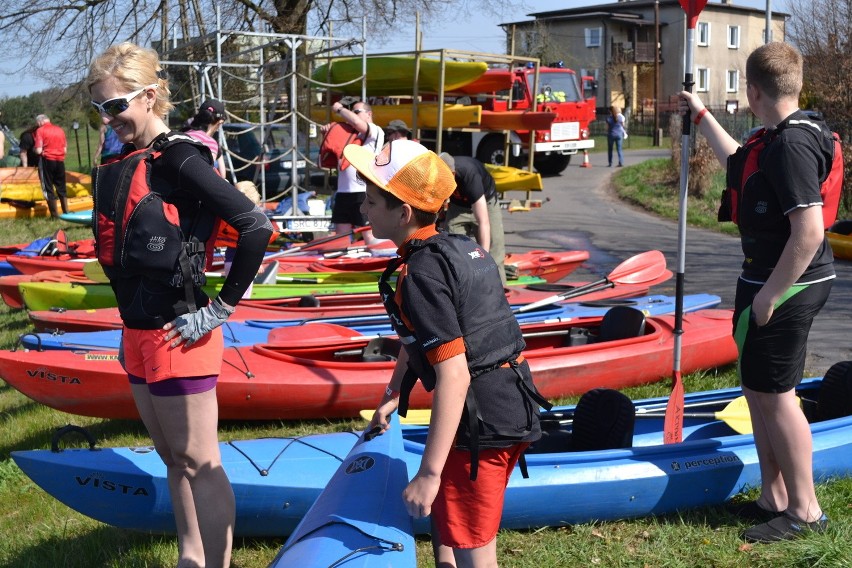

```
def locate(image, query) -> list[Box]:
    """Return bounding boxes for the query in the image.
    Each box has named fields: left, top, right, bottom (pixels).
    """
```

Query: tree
left=787, top=0, right=852, bottom=130
left=786, top=0, right=852, bottom=213
left=0, top=0, right=520, bottom=98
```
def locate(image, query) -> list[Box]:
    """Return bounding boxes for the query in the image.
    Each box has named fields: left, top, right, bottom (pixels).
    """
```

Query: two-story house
left=500, top=0, right=787, bottom=120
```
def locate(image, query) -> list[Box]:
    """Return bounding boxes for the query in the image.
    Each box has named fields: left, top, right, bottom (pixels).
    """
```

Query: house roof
left=499, top=0, right=789, bottom=27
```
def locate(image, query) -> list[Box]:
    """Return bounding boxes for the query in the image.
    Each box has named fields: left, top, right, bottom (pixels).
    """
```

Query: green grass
left=1, top=210, right=851, bottom=566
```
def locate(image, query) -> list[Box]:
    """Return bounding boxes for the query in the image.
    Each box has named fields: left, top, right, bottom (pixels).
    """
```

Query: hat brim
left=343, top=144, right=388, bottom=191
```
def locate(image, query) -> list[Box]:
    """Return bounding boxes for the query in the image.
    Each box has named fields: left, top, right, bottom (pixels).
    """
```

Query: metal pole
left=765, top=0, right=772, bottom=44
left=72, top=121, right=81, bottom=168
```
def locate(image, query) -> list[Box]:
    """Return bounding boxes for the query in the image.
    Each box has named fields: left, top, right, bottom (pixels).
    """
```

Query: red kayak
left=27, top=278, right=661, bottom=333
left=6, top=255, right=96, bottom=275
left=1, top=309, right=736, bottom=420
left=283, top=249, right=589, bottom=285
left=0, top=271, right=97, bottom=309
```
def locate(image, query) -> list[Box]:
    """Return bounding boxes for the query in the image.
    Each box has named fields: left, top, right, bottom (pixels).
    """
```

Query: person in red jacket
left=34, top=114, right=68, bottom=217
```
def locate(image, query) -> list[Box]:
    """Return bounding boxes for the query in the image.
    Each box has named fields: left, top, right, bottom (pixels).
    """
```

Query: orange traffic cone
left=580, top=150, right=592, bottom=167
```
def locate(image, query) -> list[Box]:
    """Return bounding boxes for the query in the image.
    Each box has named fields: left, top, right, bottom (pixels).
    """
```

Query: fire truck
left=436, top=63, right=597, bottom=175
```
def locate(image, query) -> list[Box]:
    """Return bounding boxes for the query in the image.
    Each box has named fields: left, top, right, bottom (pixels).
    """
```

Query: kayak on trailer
left=448, top=68, right=514, bottom=95
left=12, top=369, right=852, bottom=538
left=311, top=56, right=488, bottom=96
left=20, top=293, right=721, bottom=352
left=0, top=167, right=92, bottom=201
left=15, top=273, right=547, bottom=312
left=0, top=309, right=737, bottom=420
left=27, top=277, right=668, bottom=333
left=480, top=110, right=557, bottom=132
left=484, top=164, right=543, bottom=193
left=268, top=414, right=415, bottom=567
left=0, top=196, right=93, bottom=219
left=317, top=103, right=483, bottom=129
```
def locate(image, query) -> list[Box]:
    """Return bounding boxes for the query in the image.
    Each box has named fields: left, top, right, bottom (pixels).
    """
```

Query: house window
left=697, top=22, right=710, bottom=46
left=697, top=67, right=709, bottom=92
left=727, top=25, right=740, bottom=48
left=585, top=27, right=602, bottom=47
left=727, top=69, right=739, bottom=93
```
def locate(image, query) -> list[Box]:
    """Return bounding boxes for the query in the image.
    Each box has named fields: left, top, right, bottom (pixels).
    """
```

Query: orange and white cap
left=343, top=139, right=456, bottom=213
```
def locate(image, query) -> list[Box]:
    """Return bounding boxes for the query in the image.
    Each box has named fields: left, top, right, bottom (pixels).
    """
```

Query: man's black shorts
left=733, top=278, right=832, bottom=393
left=330, top=191, right=368, bottom=226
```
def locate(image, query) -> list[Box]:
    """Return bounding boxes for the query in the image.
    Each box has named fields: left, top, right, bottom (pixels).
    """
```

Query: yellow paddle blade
left=714, top=396, right=752, bottom=434
left=358, top=408, right=432, bottom=425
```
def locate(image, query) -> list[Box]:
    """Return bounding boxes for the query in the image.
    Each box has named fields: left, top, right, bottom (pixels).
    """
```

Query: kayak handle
left=51, top=424, right=100, bottom=453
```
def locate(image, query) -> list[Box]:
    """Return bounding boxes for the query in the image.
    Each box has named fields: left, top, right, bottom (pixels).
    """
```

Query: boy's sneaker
left=725, top=500, right=779, bottom=523
left=743, top=511, right=828, bottom=543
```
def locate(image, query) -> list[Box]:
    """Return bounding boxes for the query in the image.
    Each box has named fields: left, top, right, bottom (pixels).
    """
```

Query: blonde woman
left=87, top=42, right=273, bottom=567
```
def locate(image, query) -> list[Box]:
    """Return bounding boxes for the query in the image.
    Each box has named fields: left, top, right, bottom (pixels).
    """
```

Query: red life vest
left=721, top=119, right=843, bottom=230
left=93, top=133, right=216, bottom=307
left=319, top=122, right=363, bottom=170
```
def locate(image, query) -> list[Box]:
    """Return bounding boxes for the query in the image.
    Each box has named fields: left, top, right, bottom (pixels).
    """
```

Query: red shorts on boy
left=431, top=443, right=528, bottom=549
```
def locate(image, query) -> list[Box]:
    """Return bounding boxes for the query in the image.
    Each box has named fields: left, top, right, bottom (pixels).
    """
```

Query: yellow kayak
left=827, top=220, right=852, bottom=260
left=484, top=164, right=543, bottom=192
left=0, top=196, right=93, bottom=219
left=0, top=167, right=92, bottom=201
left=311, top=56, right=488, bottom=96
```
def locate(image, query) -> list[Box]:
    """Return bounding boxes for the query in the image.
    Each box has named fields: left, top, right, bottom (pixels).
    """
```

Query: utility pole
left=765, top=0, right=772, bottom=44
left=654, top=0, right=661, bottom=146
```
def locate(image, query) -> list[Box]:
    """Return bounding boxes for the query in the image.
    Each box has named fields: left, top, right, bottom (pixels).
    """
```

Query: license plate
left=282, top=217, right=331, bottom=231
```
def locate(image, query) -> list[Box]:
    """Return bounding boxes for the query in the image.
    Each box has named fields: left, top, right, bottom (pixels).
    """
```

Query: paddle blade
left=359, top=408, right=431, bottom=425
left=663, top=370, right=684, bottom=443
left=716, top=396, right=753, bottom=434
left=515, top=250, right=668, bottom=313
left=608, top=250, right=667, bottom=285
left=678, top=0, right=708, bottom=27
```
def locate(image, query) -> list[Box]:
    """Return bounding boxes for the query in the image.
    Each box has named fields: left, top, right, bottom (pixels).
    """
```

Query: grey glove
left=164, top=297, right=235, bottom=347
left=118, top=335, right=126, bottom=369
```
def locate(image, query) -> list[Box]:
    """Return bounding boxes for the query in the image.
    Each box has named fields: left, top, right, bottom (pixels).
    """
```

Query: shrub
left=668, top=114, right=722, bottom=199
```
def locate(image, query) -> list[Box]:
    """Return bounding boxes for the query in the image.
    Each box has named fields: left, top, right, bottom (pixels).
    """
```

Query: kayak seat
left=528, top=388, right=636, bottom=455
left=571, top=388, right=635, bottom=451
left=361, top=337, right=402, bottom=362
left=297, top=295, right=320, bottom=307
left=816, top=360, right=852, bottom=421
left=593, top=306, right=646, bottom=343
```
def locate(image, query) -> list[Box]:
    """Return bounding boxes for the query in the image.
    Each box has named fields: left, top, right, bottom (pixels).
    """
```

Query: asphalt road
left=500, top=148, right=852, bottom=376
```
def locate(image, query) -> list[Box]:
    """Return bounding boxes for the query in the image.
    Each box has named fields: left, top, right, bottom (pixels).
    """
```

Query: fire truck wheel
left=534, top=153, right=571, bottom=176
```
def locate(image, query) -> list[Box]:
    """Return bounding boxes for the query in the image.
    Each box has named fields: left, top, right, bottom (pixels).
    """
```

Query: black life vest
left=720, top=117, right=842, bottom=230
left=379, top=232, right=551, bottom=479
left=92, top=133, right=217, bottom=311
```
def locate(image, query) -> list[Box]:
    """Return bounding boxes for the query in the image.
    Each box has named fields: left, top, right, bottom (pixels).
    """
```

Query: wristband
left=694, top=108, right=708, bottom=126
left=385, top=386, right=400, bottom=398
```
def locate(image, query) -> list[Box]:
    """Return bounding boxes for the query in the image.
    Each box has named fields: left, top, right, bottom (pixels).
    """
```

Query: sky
left=0, top=0, right=785, bottom=99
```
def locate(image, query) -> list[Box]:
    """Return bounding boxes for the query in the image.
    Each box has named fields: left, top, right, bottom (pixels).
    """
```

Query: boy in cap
left=347, top=139, right=549, bottom=567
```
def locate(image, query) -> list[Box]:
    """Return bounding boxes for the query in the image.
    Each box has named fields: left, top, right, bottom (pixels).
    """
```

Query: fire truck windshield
left=528, top=72, right=583, bottom=104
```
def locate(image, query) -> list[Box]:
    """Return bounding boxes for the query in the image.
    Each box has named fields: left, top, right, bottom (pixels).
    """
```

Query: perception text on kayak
left=678, top=455, right=741, bottom=470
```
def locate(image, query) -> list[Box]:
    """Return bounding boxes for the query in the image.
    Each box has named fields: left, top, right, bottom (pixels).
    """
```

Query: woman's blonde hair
left=610, top=105, right=621, bottom=114
left=235, top=181, right=261, bottom=205
left=86, top=42, right=173, bottom=116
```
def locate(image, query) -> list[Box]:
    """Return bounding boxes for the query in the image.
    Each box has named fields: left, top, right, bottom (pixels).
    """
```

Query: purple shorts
left=128, top=373, right=217, bottom=396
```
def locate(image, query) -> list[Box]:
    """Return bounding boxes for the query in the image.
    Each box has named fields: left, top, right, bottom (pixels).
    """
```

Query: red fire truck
left=437, top=63, right=597, bottom=175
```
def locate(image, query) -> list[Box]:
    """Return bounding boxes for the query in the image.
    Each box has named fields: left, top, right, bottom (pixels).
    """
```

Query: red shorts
left=431, top=443, right=528, bottom=549
left=122, top=326, right=224, bottom=383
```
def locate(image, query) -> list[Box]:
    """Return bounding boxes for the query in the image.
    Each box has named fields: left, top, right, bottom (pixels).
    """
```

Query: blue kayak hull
left=269, top=415, right=415, bottom=567
left=21, top=293, right=720, bottom=351
left=11, top=378, right=852, bottom=538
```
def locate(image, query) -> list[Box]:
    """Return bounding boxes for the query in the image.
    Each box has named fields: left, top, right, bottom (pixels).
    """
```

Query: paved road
left=501, top=149, right=852, bottom=376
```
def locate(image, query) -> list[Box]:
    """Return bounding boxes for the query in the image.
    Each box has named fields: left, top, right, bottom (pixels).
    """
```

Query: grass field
left=1, top=175, right=851, bottom=566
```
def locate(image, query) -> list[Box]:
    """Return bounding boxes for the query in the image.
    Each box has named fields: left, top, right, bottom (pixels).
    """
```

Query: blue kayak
left=12, top=371, right=852, bottom=538
left=58, top=210, right=93, bottom=226
left=19, top=293, right=721, bottom=351
left=268, top=414, right=415, bottom=567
